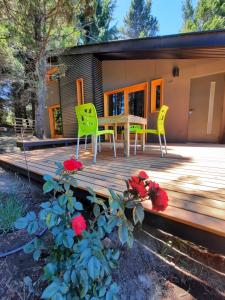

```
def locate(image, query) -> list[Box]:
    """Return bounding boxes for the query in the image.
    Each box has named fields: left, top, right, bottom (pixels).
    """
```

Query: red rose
left=148, top=180, right=159, bottom=190
left=151, top=188, right=168, bottom=212
left=63, top=157, right=83, bottom=172
left=71, top=215, right=87, bottom=236
left=128, top=176, right=148, bottom=198
left=139, top=171, right=149, bottom=179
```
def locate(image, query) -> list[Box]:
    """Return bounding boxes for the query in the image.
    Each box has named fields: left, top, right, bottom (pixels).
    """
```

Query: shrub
left=15, top=158, right=168, bottom=299
left=0, top=192, right=24, bottom=233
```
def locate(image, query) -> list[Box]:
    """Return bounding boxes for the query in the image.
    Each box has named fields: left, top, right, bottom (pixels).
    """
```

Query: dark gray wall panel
left=58, top=54, right=103, bottom=138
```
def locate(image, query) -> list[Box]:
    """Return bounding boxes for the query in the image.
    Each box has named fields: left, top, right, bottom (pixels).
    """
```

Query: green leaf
left=44, top=263, right=57, bottom=279
left=52, top=204, right=64, bottom=215
left=88, top=256, right=101, bottom=280
left=40, top=202, right=51, bottom=209
left=14, top=217, right=28, bottom=229
left=97, top=215, right=106, bottom=227
left=27, top=220, right=39, bottom=234
left=33, top=249, right=41, bottom=261
left=23, top=242, right=34, bottom=253
left=99, top=286, right=106, bottom=297
left=52, top=293, right=64, bottom=300
left=74, top=201, right=83, bottom=211
left=58, top=195, right=68, bottom=206
left=64, top=182, right=70, bottom=191
left=41, top=281, right=59, bottom=299
left=118, top=222, right=128, bottom=245
left=93, top=204, right=100, bottom=217
left=71, top=270, right=77, bottom=284
left=135, top=205, right=144, bottom=224
left=80, top=270, right=89, bottom=298
left=26, top=211, right=36, bottom=221
left=43, top=174, right=53, bottom=181
left=43, top=181, right=54, bottom=193
left=112, top=250, right=120, bottom=261
left=63, top=235, right=74, bottom=249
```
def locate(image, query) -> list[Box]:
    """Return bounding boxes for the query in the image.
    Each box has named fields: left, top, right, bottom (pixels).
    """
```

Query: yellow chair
left=134, top=105, right=169, bottom=157
left=75, top=103, right=116, bottom=163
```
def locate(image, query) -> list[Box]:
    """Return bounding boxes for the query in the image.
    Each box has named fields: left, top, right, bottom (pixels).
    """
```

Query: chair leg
left=98, top=136, right=101, bottom=152
left=112, top=133, right=116, bottom=158
left=158, top=134, right=163, bottom=157
left=93, top=135, right=98, bottom=163
left=76, top=137, right=80, bottom=159
left=134, top=132, right=138, bottom=155
left=163, top=134, right=167, bottom=154
left=85, top=135, right=87, bottom=150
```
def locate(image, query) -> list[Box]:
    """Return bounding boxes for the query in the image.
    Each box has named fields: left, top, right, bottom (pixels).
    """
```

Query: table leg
left=141, top=123, right=146, bottom=152
left=124, top=122, right=130, bottom=157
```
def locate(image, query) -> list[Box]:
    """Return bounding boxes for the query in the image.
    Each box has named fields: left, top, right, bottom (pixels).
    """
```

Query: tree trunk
left=35, top=54, right=47, bottom=138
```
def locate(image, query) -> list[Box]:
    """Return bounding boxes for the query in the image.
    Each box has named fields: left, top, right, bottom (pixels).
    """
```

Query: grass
left=0, top=192, right=25, bottom=234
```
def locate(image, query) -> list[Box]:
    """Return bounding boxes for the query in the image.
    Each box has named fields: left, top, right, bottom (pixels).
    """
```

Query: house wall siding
left=102, top=58, right=225, bottom=142
left=45, top=54, right=103, bottom=138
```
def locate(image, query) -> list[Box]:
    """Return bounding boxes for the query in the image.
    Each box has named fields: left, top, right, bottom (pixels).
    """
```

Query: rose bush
left=127, top=171, right=168, bottom=213
left=15, top=162, right=168, bottom=299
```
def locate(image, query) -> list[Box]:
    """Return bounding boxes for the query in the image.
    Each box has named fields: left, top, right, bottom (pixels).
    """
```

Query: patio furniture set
left=75, top=103, right=169, bottom=163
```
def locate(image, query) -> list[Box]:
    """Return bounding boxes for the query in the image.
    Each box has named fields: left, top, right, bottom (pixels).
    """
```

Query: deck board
left=1, top=143, right=225, bottom=238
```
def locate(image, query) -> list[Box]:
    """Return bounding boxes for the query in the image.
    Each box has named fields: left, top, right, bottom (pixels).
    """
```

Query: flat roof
left=63, top=30, right=225, bottom=60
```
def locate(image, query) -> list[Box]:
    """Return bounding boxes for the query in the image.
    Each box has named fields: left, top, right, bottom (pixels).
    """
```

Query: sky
left=114, top=0, right=198, bottom=36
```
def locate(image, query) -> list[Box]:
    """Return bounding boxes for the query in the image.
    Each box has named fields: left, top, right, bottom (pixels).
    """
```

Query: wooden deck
left=1, top=143, right=225, bottom=239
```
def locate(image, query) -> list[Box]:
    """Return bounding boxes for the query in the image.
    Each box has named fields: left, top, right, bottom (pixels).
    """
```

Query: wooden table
left=98, top=115, right=147, bottom=157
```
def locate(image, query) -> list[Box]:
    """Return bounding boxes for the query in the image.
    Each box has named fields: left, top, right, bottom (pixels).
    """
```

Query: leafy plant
left=15, top=157, right=168, bottom=299
left=0, top=192, right=24, bottom=234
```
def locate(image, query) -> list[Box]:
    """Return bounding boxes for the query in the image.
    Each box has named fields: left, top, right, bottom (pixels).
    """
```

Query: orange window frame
left=46, top=67, right=59, bottom=85
left=48, top=104, right=63, bottom=138
left=104, top=82, right=148, bottom=117
left=151, top=79, right=164, bottom=112
left=76, top=78, right=84, bottom=105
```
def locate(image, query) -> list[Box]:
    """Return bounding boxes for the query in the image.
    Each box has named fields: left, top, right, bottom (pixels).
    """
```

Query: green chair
left=134, top=105, right=169, bottom=157
left=121, top=124, right=142, bottom=137
left=75, top=103, right=116, bottom=163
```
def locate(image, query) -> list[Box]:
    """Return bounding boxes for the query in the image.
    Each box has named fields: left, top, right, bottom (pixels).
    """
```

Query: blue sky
left=114, top=0, right=198, bottom=35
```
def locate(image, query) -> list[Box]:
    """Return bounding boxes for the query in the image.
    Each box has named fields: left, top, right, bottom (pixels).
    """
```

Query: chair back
left=75, top=103, right=98, bottom=137
left=129, top=124, right=142, bottom=132
left=157, top=105, right=169, bottom=135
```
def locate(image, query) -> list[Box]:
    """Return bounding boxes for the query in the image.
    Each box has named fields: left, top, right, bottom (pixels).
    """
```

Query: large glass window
left=108, top=92, right=124, bottom=115
left=151, top=79, right=163, bottom=112
left=104, top=82, right=148, bottom=117
left=128, top=90, right=144, bottom=117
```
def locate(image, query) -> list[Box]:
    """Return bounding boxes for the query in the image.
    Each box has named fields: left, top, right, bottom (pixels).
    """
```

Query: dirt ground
left=0, top=167, right=224, bottom=299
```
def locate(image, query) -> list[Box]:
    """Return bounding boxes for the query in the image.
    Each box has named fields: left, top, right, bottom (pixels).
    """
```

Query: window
left=76, top=78, right=84, bottom=105
left=104, top=82, right=148, bottom=118
left=46, top=67, right=59, bottom=84
left=151, top=79, right=163, bottom=112
left=48, top=104, right=63, bottom=138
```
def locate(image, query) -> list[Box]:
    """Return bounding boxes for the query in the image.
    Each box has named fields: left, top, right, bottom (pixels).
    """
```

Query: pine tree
left=181, top=0, right=195, bottom=32
left=181, top=0, right=225, bottom=32
left=121, top=0, right=159, bottom=39
left=79, top=0, right=118, bottom=44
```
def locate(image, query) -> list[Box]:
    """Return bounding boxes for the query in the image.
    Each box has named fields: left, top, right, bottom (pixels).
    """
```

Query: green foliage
left=79, top=0, right=118, bottom=44
left=0, top=192, right=24, bottom=234
left=15, top=161, right=145, bottom=299
left=121, top=0, right=159, bottom=38
left=181, top=0, right=225, bottom=32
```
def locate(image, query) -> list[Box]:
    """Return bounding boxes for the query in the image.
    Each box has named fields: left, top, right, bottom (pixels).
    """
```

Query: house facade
left=45, top=30, right=225, bottom=143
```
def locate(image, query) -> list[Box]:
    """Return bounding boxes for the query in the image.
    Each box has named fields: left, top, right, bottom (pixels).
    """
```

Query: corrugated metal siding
left=58, top=54, right=103, bottom=138
left=93, top=56, right=104, bottom=117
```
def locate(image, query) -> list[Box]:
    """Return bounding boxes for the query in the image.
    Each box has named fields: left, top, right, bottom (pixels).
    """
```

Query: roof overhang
left=63, top=30, right=225, bottom=60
